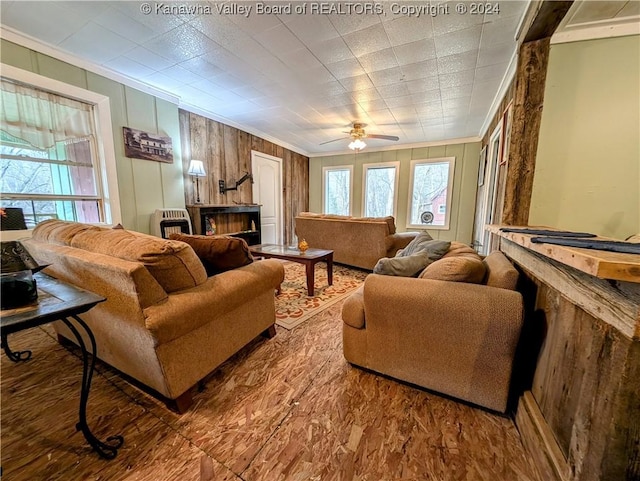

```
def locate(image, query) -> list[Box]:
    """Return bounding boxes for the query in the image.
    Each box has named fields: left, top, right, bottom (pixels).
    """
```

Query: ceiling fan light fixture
left=349, top=139, right=366, bottom=151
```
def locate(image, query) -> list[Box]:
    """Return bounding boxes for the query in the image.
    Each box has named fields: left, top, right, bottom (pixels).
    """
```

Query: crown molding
left=0, top=26, right=181, bottom=104
left=0, top=26, right=312, bottom=158
left=551, top=16, right=640, bottom=44
left=307, top=136, right=481, bottom=158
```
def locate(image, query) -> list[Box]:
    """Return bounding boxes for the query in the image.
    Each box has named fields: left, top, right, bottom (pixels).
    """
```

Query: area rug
left=275, top=262, right=368, bottom=329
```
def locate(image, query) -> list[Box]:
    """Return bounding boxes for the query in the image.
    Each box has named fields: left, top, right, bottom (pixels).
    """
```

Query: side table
left=1, top=272, right=124, bottom=459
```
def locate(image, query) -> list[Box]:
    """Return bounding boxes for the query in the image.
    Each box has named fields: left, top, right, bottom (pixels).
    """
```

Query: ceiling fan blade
left=366, top=134, right=400, bottom=141
left=319, top=136, right=350, bottom=145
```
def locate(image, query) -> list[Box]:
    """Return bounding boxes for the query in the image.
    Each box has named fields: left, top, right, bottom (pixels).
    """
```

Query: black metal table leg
left=60, top=315, right=124, bottom=459
left=1, top=333, right=32, bottom=362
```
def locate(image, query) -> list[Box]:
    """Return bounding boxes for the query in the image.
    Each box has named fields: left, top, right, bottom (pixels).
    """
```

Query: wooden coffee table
left=249, top=244, right=333, bottom=296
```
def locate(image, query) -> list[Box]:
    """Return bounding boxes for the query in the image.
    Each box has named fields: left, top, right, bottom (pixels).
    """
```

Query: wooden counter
left=487, top=225, right=640, bottom=283
left=489, top=226, right=640, bottom=481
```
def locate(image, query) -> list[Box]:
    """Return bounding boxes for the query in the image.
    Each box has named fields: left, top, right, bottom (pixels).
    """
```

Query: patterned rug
left=275, top=261, right=368, bottom=329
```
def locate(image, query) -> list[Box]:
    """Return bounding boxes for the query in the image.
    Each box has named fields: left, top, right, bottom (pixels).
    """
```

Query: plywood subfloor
left=1, top=301, right=540, bottom=481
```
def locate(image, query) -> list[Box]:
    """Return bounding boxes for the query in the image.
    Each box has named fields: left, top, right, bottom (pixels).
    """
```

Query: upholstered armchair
left=342, top=251, right=524, bottom=413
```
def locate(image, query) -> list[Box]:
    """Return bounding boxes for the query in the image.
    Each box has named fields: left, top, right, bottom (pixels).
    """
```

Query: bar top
left=488, top=225, right=640, bottom=283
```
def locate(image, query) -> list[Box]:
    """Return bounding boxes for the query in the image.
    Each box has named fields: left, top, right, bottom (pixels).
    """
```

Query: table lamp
left=188, top=160, right=207, bottom=204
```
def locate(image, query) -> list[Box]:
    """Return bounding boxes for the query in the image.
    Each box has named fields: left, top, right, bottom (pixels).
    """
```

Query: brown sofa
left=294, top=212, right=418, bottom=270
left=23, top=220, right=284, bottom=411
left=342, top=247, right=524, bottom=412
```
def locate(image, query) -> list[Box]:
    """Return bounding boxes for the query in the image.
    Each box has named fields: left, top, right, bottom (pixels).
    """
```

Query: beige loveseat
left=294, top=212, right=418, bottom=270
left=342, top=246, right=524, bottom=412
left=23, top=220, right=284, bottom=411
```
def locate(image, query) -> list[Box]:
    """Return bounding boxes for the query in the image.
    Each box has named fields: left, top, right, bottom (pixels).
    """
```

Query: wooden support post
left=501, top=38, right=551, bottom=225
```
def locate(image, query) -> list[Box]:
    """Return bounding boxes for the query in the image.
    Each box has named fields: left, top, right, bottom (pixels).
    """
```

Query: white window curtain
left=1, top=78, right=102, bottom=225
left=1, top=78, right=94, bottom=150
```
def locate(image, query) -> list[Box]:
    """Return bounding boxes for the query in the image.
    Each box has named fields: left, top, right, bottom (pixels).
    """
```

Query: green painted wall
left=1, top=39, right=185, bottom=233
left=310, top=142, right=481, bottom=243
left=530, top=35, right=640, bottom=239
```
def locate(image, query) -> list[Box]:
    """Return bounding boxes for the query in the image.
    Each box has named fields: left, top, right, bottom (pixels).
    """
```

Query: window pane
left=1, top=139, right=97, bottom=197
left=1, top=77, right=103, bottom=225
left=410, top=161, right=451, bottom=226
left=364, top=166, right=396, bottom=217
left=324, top=169, right=350, bottom=215
left=1, top=199, right=100, bottom=227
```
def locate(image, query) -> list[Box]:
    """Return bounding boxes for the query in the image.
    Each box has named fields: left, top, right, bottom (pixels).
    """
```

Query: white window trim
left=322, top=164, right=353, bottom=216
left=1, top=63, right=122, bottom=232
left=407, top=156, right=456, bottom=230
left=361, top=161, right=400, bottom=218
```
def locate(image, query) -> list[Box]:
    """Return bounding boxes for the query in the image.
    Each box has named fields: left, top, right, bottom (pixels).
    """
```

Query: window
left=1, top=64, right=120, bottom=229
left=362, top=162, right=399, bottom=217
left=408, top=157, right=455, bottom=229
left=322, top=165, right=353, bottom=216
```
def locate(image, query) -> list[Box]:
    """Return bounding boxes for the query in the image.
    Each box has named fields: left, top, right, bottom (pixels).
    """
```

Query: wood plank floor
left=1, top=300, right=541, bottom=481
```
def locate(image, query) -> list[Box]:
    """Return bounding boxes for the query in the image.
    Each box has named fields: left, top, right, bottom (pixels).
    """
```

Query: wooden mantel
left=489, top=225, right=640, bottom=481
left=487, top=225, right=640, bottom=283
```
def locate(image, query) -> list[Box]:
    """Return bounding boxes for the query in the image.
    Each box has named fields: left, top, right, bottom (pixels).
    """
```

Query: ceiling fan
left=320, top=123, right=400, bottom=152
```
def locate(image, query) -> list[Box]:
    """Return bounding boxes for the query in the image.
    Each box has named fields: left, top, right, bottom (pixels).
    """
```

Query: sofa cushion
left=483, top=251, right=519, bottom=290
left=32, top=219, right=101, bottom=245
left=168, top=233, right=253, bottom=275
left=360, top=216, right=396, bottom=234
left=373, top=251, right=433, bottom=277
left=419, top=254, right=486, bottom=283
left=419, top=242, right=486, bottom=283
left=70, top=228, right=207, bottom=293
left=396, top=231, right=436, bottom=257
left=298, top=212, right=323, bottom=218
left=442, top=241, right=478, bottom=258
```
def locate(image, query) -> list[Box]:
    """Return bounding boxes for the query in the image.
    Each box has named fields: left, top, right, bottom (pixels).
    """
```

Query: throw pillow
left=169, top=233, right=253, bottom=275
left=374, top=239, right=451, bottom=277
left=396, top=231, right=435, bottom=257
left=373, top=251, right=433, bottom=277
left=419, top=255, right=487, bottom=284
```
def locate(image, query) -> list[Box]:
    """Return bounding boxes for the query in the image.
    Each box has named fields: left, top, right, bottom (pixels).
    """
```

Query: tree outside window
left=363, top=162, right=398, bottom=218
left=408, top=158, right=455, bottom=229
left=323, top=166, right=352, bottom=216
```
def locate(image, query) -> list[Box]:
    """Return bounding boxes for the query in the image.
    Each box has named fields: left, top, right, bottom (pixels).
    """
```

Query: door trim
left=251, top=150, right=283, bottom=244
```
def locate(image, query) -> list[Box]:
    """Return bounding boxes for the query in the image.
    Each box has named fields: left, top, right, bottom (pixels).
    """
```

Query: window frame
left=1, top=63, right=121, bottom=232
left=322, top=165, right=354, bottom=216
left=406, top=157, right=456, bottom=230
left=361, top=161, right=400, bottom=218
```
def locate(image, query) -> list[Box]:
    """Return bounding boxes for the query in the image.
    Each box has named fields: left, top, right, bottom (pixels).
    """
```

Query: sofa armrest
left=144, top=259, right=284, bottom=344
left=385, top=231, right=420, bottom=256
left=359, top=274, right=524, bottom=412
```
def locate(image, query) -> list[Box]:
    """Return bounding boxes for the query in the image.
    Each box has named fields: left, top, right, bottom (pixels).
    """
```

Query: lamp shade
left=187, top=160, right=206, bottom=177
left=348, top=139, right=366, bottom=152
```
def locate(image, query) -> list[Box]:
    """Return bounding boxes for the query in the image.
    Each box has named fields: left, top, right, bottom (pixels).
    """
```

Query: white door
left=251, top=151, right=283, bottom=244
left=473, top=124, right=502, bottom=255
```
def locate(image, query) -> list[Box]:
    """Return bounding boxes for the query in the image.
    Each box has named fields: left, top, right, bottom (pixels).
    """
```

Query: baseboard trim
left=515, top=391, right=571, bottom=481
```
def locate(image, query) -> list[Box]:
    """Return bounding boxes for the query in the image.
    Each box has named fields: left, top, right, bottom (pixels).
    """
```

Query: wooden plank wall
left=179, top=110, right=309, bottom=244
left=502, top=241, right=640, bottom=481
